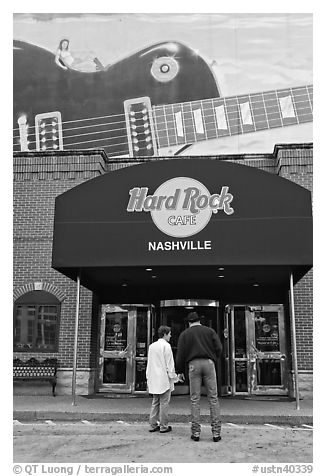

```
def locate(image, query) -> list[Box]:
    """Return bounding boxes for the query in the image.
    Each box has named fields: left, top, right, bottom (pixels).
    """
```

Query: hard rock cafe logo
left=126, top=177, right=234, bottom=238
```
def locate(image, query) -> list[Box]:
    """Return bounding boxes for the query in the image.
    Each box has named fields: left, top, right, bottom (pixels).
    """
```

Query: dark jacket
left=175, top=324, right=222, bottom=374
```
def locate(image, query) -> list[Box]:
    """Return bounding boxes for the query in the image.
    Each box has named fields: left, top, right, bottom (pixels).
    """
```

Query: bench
left=13, top=358, right=58, bottom=396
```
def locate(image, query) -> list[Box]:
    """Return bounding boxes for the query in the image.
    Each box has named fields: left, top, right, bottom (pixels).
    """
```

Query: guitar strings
left=13, top=103, right=313, bottom=144
left=13, top=86, right=313, bottom=153
left=13, top=108, right=314, bottom=154
left=12, top=84, right=313, bottom=133
left=12, top=113, right=127, bottom=132
left=13, top=103, right=313, bottom=146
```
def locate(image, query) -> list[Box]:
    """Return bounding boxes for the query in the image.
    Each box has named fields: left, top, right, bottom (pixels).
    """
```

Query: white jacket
left=146, top=338, right=178, bottom=394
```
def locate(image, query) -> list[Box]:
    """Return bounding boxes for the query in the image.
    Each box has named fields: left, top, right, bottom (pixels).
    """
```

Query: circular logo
left=150, top=177, right=212, bottom=238
left=262, top=324, right=271, bottom=333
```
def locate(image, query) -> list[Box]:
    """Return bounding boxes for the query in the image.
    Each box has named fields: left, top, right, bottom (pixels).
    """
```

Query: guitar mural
left=13, top=40, right=220, bottom=157
left=13, top=13, right=313, bottom=157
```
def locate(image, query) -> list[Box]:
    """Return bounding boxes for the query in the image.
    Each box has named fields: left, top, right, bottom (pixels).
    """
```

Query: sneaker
left=213, top=435, right=222, bottom=442
left=191, top=434, right=200, bottom=442
left=160, top=425, right=172, bottom=433
left=149, top=426, right=160, bottom=432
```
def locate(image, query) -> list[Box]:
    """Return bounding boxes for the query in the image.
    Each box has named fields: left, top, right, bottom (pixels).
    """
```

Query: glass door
left=160, top=299, right=219, bottom=395
left=99, top=304, right=133, bottom=392
left=219, top=306, right=231, bottom=395
left=229, top=304, right=288, bottom=396
left=98, top=304, right=153, bottom=393
left=249, top=305, right=288, bottom=395
left=231, top=306, right=249, bottom=394
left=134, top=306, right=154, bottom=392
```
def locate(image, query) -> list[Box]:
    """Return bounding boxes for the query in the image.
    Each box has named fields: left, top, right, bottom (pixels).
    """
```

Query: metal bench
left=13, top=358, right=58, bottom=396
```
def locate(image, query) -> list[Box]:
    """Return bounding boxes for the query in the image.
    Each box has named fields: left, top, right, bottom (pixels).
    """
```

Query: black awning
left=52, top=158, right=312, bottom=294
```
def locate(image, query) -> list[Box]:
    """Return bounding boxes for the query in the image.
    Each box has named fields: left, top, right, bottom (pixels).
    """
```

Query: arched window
left=14, top=291, right=61, bottom=352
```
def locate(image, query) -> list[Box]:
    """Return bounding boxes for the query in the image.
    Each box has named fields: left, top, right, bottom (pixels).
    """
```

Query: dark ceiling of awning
left=52, top=158, right=312, bottom=298
left=57, top=264, right=311, bottom=303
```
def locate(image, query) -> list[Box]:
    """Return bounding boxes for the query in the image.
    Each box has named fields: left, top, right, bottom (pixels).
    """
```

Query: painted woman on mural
left=55, top=38, right=104, bottom=72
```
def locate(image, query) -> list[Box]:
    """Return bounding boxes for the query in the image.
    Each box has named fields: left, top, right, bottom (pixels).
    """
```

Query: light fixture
left=146, top=268, right=152, bottom=271
left=218, top=267, right=224, bottom=271
left=253, top=283, right=259, bottom=287
left=151, top=275, right=157, bottom=279
left=122, top=283, right=128, bottom=287
left=218, top=275, right=224, bottom=278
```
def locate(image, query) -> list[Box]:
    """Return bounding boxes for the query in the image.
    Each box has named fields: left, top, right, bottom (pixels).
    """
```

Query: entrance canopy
left=52, top=158, right=312, bottom=301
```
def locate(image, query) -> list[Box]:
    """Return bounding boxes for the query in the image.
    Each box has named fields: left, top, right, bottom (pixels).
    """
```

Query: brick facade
left=13, top=151, right=107, bottom=394
left=13, top=145, right=313, bottom=396
left=275, top=145, right=313, bottom=397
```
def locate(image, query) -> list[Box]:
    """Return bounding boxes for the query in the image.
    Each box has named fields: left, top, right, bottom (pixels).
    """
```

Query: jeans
left=149, top=388, right=171, bottom=430
left=188, top=358, right=221, bottom=437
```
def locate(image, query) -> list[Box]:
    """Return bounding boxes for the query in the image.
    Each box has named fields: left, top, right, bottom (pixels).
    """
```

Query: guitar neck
left=153, top=85, right=313, bottom=149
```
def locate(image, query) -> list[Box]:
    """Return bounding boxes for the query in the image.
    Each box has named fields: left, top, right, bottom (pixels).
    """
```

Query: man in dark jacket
left=176, top=311, right=222, bottom=442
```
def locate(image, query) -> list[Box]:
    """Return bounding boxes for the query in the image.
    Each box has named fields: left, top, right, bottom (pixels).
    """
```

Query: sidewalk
left=13, top=394, right=313, bottom=426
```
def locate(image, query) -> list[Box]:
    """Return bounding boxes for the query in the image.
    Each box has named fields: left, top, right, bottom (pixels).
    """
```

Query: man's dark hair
left=158, top=325, right=171, bottom=338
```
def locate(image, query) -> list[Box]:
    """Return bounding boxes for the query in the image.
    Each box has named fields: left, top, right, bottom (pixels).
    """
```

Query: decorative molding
left=13, top=281, right=67, bottom=302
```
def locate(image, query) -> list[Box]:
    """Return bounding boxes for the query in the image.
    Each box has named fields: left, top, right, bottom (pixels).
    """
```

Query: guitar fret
left=193, top=107, right=205, bottom=135
left=263, top=91, right=283, bottom=129
left=249, top=93, right=269, bottom=130
left=307, top=85, right=313, bottom=111
left=169, top=103, right=186, bottom=146
left=277, top=89, right=298, bottom=126
left=168, top=104, right=179, bottom=146
left=181, top=102, right=196, bottom=143
left=153, top=105, right=169, bottom=148
left=175, top=110, right=184, bottom=138
left=191, top=100, right=207, bottom=140
left=290, top=89, right=300, bottom=124
left=170, top=104, right=179, bottom=145
left=225, top=97, right=242, bottom=136
left=163, top=105, right=171, bottom=147
left=239, top=101, right=253, bottom=125
left=237, top=95, right=256, bottom=133
left=280, top=95, right=296, bottom=118
left=202, top=99, right=219, bottom=140
left=213, top=100, right=229, bottom=136
left=189, top=103, right=197, bottom=139
left=291, top=87, right=313, bottom=123
left=261, top=93, right=271, bottom=130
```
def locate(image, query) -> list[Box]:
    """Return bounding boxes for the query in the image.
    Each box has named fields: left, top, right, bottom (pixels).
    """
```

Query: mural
left=13, top=13, right=313, bottom=158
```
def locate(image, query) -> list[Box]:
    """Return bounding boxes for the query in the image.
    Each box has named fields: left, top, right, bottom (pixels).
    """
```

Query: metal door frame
left=230, top=305, right=249, bottom=395
left=220, top=305, right=231, bottom=395
left=249, top=304, right=288, bottom=395
left=229, top=304, right=288, bottom=396
left=133, top=305, right=154, bottom=394
left=98, top=304, right=153, bottom=393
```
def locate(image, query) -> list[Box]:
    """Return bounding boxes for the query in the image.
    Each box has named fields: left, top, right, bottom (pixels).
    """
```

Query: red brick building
left=13, top=144, right=313, bottom=398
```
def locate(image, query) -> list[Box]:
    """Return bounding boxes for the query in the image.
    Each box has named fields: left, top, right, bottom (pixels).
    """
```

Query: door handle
left=120, top=344, right=131, bottom=358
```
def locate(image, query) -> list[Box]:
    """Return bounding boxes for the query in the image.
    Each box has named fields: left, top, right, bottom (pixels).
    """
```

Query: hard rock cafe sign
left=127, top=177, right=234, bottom=239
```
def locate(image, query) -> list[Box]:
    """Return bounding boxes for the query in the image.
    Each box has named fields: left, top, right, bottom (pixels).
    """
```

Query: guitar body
left=13, top=40, right=220, bottom=156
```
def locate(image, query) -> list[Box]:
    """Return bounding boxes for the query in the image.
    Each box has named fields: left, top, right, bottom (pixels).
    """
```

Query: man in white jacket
left=146, top=325, right=178, bottom=433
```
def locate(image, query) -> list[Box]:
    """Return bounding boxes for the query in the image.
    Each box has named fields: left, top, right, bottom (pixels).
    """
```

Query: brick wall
left=275, top=145, right=313, bottom=372
left=13, top=151, right=107, bottom=371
